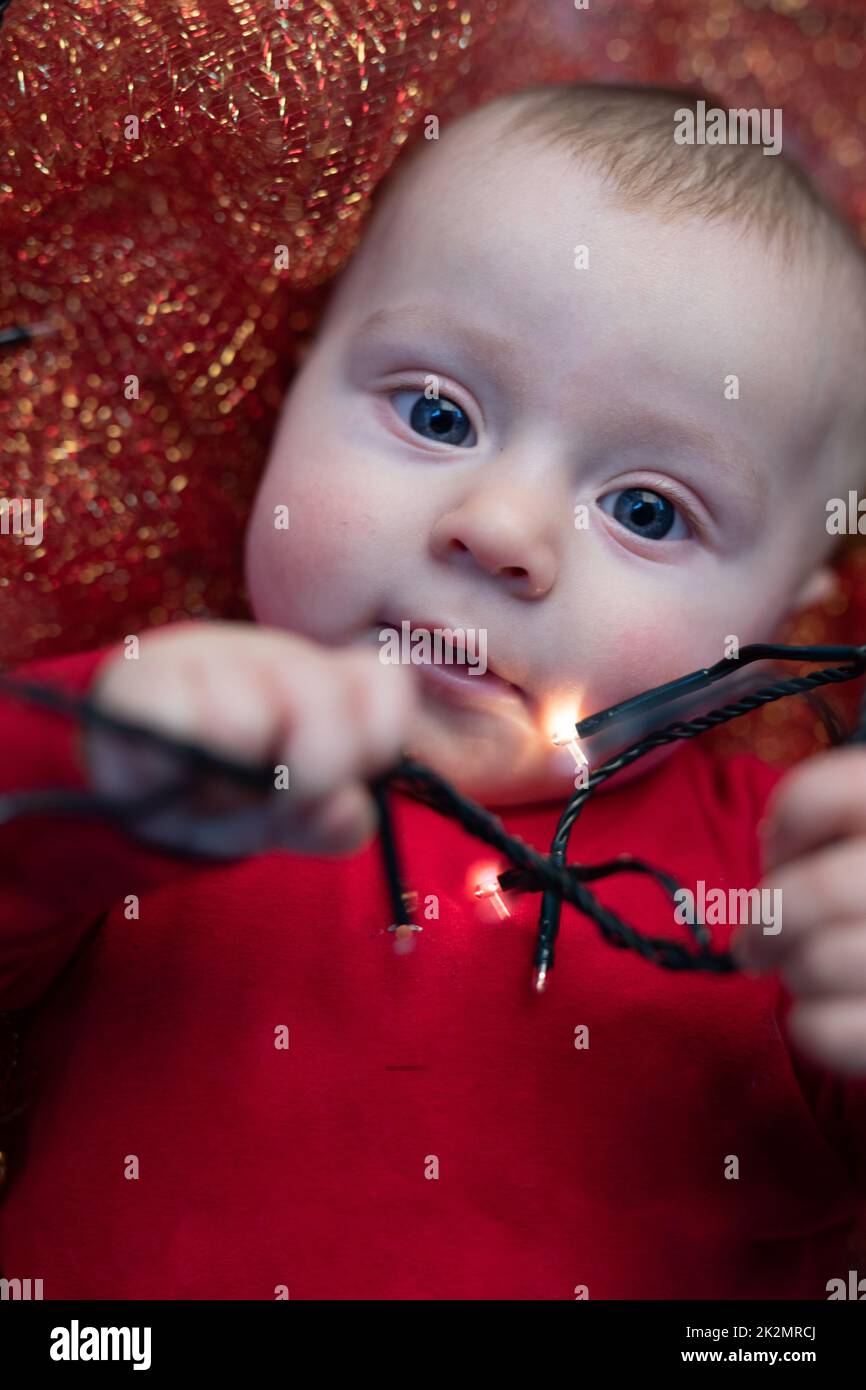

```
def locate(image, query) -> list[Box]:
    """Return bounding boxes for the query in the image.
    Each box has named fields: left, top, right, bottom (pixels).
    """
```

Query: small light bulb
left=388, top=920, right=422, bottom=956
left=473, top=876, right=511, bottom=920
left=550, top=722, right=589, bottom=772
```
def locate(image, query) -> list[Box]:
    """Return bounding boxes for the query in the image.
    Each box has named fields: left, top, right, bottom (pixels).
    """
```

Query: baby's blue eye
left=599, top=487, right=687, bottom=541
left=392, top=390, right=476, bottom=447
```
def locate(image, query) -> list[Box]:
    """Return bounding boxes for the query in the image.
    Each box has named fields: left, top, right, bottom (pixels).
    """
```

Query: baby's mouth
left=369, top=616, right=534, bottom=718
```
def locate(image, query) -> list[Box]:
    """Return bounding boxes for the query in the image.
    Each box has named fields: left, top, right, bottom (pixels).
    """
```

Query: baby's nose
left=430, top=496, right=556, bottom=598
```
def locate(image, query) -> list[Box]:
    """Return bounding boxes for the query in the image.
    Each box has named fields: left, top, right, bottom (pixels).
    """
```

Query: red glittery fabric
left=1, top=0, right=865, bottom=760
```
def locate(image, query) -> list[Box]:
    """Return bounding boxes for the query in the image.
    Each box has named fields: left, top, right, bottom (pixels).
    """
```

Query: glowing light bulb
left=550, top=711, right=589, bottom=772
left=472, top=875, right=511, bottom=920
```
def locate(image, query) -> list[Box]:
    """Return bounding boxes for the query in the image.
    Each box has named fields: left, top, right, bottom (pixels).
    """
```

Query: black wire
left=0, top=676, right=277, bottom=794
left=531, top=655, right=866, bottom=979
left=370, top=775, right=412, bottom=929
left=388, top=753, right=731, bottom=972
left=574, top=643, right=866, bottom=739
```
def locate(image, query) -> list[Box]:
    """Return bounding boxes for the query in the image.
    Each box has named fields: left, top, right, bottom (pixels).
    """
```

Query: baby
left=4, top=83, right=866, bottom=1301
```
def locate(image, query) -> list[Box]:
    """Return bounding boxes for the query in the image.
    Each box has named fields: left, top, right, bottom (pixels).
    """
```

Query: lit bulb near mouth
left=548, top=706, right=590, bottom=773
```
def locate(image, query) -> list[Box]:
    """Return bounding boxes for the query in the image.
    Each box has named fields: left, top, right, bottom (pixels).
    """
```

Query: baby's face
left=246, top=101, right=862, bottom=806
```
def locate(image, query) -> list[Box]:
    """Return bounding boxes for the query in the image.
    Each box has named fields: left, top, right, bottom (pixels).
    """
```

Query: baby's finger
left=339, top=648, right=420, bottom=778
left=786, top=996, right=866, bottom=1076
left=269, top=781, right=379, bottom=856
left=778, top=920, right=866, bottom=999
left=733, top=837, right=866, bottom=971
left=281, top=651, right=416, bottom=801
left=761, top=746, right=866, bottom=873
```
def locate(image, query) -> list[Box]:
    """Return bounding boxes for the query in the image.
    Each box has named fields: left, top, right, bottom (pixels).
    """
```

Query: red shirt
left=1, top=646, right=865, bottom=1300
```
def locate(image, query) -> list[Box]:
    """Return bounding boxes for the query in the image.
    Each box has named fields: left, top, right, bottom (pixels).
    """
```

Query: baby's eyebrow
left=355, top=304, right=520, bottom=374
left=607, top=410, right=768, bottom=508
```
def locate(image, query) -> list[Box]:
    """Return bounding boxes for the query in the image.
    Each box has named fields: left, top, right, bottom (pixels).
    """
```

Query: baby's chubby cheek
left=245, top=438, right=392, bottom=643
left=586, top=609, right=700, bottom=718
left=520, top=601, right=725, bottom=802
left=540, top=561, right=710, bottom=724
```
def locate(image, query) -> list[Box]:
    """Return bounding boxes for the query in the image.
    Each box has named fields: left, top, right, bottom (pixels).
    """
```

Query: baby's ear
left=788, top=563, right=838, bottom=615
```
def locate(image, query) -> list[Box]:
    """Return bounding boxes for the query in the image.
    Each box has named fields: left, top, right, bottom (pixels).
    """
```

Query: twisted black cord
left=0, top=647, right=863, bottom=979
left=566, top=660, right=866, bottom=825
left=369, top=775, right=413, bottom=930
left=389, top=755, right=730, bottom=972
left=531, top=658, right=866, bottom=981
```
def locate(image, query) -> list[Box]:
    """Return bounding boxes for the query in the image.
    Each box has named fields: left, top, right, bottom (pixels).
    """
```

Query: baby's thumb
left=270, top=781, right=379, bottom=856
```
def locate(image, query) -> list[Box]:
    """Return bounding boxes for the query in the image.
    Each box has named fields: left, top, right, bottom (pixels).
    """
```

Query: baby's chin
left=398, top=690, right=577, bottom=808
left=402, top=694, right=683, bottom=810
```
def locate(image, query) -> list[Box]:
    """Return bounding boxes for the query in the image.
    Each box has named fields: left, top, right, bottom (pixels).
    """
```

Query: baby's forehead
left=377, top=98, right=545, bottom=207
left=382, top=90, right=863, bottom=278
left=348, top=98, right=866, bottom=492
left=367, top=110, right=851, bottom=341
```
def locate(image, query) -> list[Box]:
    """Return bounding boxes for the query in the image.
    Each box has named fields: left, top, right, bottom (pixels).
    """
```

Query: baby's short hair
left=368, top=81, right=866, bottom=547
left=494, top=82, right=859, bottom=263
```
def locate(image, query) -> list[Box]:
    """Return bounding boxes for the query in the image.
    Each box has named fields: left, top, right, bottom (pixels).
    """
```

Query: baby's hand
left=86, top=622, right=418, bottom=858
left=733, top=747, right=866, bottom=1075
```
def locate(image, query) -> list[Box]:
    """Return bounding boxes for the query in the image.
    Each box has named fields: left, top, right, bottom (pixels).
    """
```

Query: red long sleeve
left=0, top=647, right=205, bottom=1010
left=2, top=669, right=866, bottom=1298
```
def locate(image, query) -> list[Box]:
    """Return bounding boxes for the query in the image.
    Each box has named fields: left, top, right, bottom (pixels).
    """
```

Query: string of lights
left=528, top=646, right=866, bottom=991
left=0, top=642, right=864, bottom=994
